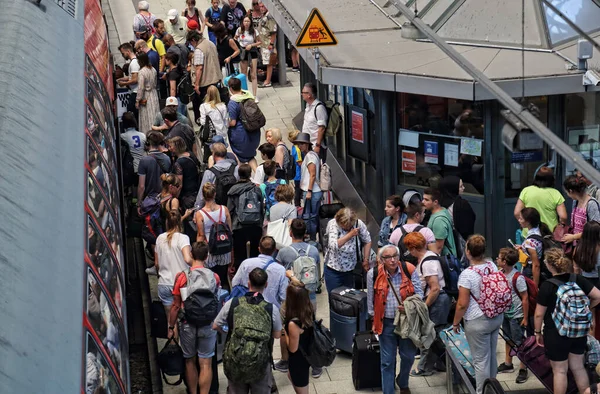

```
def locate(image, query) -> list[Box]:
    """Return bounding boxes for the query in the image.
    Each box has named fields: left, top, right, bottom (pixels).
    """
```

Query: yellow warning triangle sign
left=296, top=8, right=338, bottom=48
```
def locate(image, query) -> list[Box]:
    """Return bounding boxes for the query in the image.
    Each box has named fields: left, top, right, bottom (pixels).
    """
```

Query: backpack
left=419, top=254, right=461, bottom=298
left=397, top=225, right=424, bottom=265
left=291, top=245, right=318, bottom=292
left=236, top=187, right=263, bottom=226
left=120, top=139, right=136, bottom=188
left=239, top=98, right=266, bottom=132
left=157, top=336, right=185, bottom=385
left=314, top=100, right=342, bottom=137
left=298, top=319, right=337, bottom=368
left=223, top=295, right=273, bottom=383
left=226, top=259, right=275, bottom=301
left=140, top=194, right=164, bottom=245
left=511, top=271, right=538, bottom=318
left=469, top=265, right=512, bottom=318
left=277, top=143, right=296, bottom=181
left=319, top=162, right=332, bottom=191
left=209, top=165, right=237, bottom=205
left=548, top=274, right=592, bottom=338
left=201, top=206, right=233, bottom=255
left=182, top=268, right=219, bottom=327
left=177, top=71, right=195, bottom=104
left=264, top=180, right=285, bottom=217
left=526, top=233, right=558, bottom=280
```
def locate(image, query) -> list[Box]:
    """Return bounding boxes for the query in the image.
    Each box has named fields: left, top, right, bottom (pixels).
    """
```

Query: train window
left=85, top=332, right=124, bottom=394
left=86, top=269, right=127, bottom=382
left=87, top=105, right=116, bottom=163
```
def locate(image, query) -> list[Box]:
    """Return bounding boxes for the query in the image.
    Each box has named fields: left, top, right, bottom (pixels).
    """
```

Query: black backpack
left=120, top=139, right=136, bottom=188
left=182, top=268, right=219, bottom=327
left=526, top=233, right=560, bottom=280
left=201, top=206, right=233, bottom=255
left=280, top=143, right=296, bottom=180
left=239, top=98, right=266, bottom=132
left=209, top=165, right=237, bottom=205
left=298, top=319, right=337, bottom=368
left=397, top=226, right=423, bottom=265
left=177, top=70, right=195, bottom=104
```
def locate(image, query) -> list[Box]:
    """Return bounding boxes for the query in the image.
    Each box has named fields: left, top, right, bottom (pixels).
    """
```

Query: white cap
left=165, top=97, right=179, bottom=106
left=167, top=9, right=178, bottom=19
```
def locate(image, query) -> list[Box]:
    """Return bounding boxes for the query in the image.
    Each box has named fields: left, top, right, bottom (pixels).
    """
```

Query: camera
left=583, top=70, right=600, bottom=86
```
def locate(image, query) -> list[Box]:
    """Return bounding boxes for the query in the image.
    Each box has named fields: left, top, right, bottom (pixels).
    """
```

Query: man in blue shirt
left=231, top=236, right=287, bottom=310
left=134, top=40, right=160, bottom=77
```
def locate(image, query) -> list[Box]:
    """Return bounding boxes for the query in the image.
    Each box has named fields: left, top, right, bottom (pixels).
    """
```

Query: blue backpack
left=140, top=194, right=164, bottom=245
left=264, top=180, right=285, bottom=218
left=419, top=255, right=461, bottom=298
left=226, top=259, right=276, bottom=301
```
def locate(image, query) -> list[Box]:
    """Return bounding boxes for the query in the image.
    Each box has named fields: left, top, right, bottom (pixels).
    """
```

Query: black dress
left=285, top=319, right=312, bottom=388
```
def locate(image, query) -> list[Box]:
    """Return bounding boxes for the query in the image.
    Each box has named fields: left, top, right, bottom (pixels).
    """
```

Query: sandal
left=260, top=83, right=272, bottom=88
left=409, top=369, right=433, bottom=377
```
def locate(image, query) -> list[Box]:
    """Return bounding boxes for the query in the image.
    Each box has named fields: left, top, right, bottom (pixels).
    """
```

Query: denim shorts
left=179, top=321, right=217, bottom=359
left=502, top=316, right=525, bottom=347
left=158, top=284, right=174, bottom=306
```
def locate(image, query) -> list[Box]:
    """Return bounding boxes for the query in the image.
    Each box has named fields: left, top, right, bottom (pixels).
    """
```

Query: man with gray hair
left=133, top=1, right=156, bottom=39
left=367, top=244, right=423, bottom=394
left=301, top=82, right=328, bottom=160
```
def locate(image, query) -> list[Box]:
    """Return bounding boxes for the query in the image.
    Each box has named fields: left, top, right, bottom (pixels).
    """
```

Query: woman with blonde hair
left=154, top=209, right=193, bottom=317
left=534, top=248, right=600, bottom=394
left=199, top=85, right=230, bottom=162
left=288, top=129, right=303, bottom=206
left=266, top=128, right=290, bottom=174
left=159, top=173, right=193, bottom=228
left=195, top=182, right=233, bottom=290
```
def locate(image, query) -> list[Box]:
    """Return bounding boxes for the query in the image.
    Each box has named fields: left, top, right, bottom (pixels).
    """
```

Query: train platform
left=102, top=0, right=548, bottom=393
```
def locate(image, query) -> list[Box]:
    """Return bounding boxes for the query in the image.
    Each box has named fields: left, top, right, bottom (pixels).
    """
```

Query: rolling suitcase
left=329, top=287, right=367, bottom=353
left=352, top=331, right=381, bottom=389
left=439, top=327, right=475, bottom=378
left=223, top=71, right=248, bottom=91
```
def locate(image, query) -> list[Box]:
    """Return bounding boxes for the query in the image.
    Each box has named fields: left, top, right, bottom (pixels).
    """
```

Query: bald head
left=163, top=34, right=174, bottom=46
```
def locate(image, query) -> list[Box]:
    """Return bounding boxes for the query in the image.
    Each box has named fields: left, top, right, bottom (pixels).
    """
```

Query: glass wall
left=396, top=93, right=485, bottom=195
left=565, top=91, right=600, bottom=175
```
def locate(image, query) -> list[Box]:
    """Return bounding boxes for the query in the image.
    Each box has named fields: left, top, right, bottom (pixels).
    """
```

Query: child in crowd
left=288, top=129, right=303, bottom=207
left=496, top=248, right=529, bottom=384
left=261, top=160, right=286, bottom=221
left=252, top=142, right=276, bottom=185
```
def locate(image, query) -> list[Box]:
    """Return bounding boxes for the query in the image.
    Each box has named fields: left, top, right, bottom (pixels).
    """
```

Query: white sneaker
left=255, top=97, right=260, bottom=104
left=145, top=266, right=157, bottom=275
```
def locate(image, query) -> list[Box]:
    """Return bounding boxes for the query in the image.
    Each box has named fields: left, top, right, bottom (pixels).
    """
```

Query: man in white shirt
left=165, top=9, right=189, bottom=45
left=294, top=132, right=322, bottom=240
left=119, top=112, right=146, bottom=173
left=117, top=42, right=140, bottom=118
left=301, top=82, right=328, bottom=160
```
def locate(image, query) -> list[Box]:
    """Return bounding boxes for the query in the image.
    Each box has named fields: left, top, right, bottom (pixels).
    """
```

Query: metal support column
left=276, top=28, right=287, bottom=86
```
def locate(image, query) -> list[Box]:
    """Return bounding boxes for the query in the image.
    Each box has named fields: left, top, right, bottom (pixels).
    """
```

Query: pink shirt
left=389, top=223, right=436, bottom=246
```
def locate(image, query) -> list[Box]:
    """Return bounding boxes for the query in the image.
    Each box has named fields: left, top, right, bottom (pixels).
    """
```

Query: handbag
left=157, top=336, right=185, bottom=385
left=553, top=224, right=574, bottom=256
left=266, top=207, right=294, bottom=249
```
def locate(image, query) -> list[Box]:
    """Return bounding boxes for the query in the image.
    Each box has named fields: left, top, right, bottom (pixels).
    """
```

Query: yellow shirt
left=518, top=185, right=565, bottom=231
left=147, top=36, right=166, bottom=57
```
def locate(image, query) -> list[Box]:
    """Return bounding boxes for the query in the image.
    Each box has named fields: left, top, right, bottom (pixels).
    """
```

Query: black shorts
left=288, top=350, right=310, bottom=387
left=543, top=328, right=587, bottom=361
left=240, top=48, right=258, bottom=60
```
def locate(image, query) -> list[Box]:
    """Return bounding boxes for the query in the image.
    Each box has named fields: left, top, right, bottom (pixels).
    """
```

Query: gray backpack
left=183, top=268, right=219, bottom=327
left=292, top=245, right=318, bottom=293
left=236, top=188, right=263, bottom=226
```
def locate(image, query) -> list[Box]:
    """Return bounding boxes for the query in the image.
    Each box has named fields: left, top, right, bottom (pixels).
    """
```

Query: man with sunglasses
left=367, top=245, right=423, bottom=394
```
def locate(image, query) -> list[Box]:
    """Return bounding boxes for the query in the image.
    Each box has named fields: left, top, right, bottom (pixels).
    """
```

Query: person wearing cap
left=138, top=26, right=166, bottom=72
left=133, top=1, right=156, bottom=40
left=187, top=20, right=200, bottom=33
left=207, top=136, right=238, bottom=168
left=165, top=9, right=189, bottom=45
left=295, top=132, right=323, bottom=241
left=152, top=97, right=191, bottom=132
left=194, top=142, right=239, bottom=209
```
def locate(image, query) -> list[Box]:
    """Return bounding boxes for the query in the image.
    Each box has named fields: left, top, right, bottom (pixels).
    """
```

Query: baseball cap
left=167, top=9, right=178, bottom=19
left=210, top=135, right=229, bottom=149
left=134, top=25, right=149, bottom=34
left=165, top=97, right=179, bottom=106
left=187, top=20, right=199, bottom=30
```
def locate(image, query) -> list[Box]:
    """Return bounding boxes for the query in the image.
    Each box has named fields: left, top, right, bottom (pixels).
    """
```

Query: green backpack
left=314, top=100, right=342, bottom=137
left=223, top=295, right=273, bottom=384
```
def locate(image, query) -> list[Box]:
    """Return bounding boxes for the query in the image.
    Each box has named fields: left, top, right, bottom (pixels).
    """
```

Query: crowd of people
left=116, top=2, right=600, bottom=394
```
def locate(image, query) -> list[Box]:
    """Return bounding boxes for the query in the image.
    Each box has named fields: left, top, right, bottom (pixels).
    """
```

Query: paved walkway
left=102, top=0, right=547, bottom=392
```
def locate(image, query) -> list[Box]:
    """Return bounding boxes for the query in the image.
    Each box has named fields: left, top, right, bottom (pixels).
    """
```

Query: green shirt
left=518, top=185, right=565, bottom=231
left=428, top=208, right=457, bottom=257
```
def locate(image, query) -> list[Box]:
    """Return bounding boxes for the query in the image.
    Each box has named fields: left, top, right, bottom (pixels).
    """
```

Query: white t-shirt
left=251, top=163, right=265, bottom=185
left=156, top=232, right=191, bottom=287
left=417, top=251, right=446, bottom=297
left=457, top=261, right=498, bottom=321
left=302, top=100, right=328, bottom=145
left=300, top=151, right=321, bottom=192
left=120, top=129, right=146, bottom=172
left=236, top=28, right=257, bottom=48
left=200, top=103, right=229, bottom=137
left=389, top=223, right=436, bottom=246
left=128, top=58, right=140, bottom=93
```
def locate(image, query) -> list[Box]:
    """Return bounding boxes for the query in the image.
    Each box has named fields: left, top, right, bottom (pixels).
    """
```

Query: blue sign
left=424, top=141, right=438, bottom=164
left=511, top=151, right=543, bottom=163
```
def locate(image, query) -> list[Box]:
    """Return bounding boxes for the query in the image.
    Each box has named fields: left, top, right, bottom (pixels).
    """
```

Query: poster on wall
left=424, top=141, right=438, bottom=164
left=401, top=150, right=417, bottom=174
left=444, top=143, right=459, bottom=167
left=351, top=110, right=364, bottom=143
left=460, top=138, right=483, bottom=157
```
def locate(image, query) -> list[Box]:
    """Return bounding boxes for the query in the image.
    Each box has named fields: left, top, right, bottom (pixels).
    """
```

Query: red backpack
left=470, top=265, right=512, bottom=318
left=512, top=271, right=538, bottom=317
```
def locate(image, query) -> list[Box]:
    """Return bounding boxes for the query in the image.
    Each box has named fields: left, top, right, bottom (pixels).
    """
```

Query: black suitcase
left=352, top=331, right=381, bottom=390
left=329, top=287, right=368, bottom=353
left=151, top=300, right=168, bottom=338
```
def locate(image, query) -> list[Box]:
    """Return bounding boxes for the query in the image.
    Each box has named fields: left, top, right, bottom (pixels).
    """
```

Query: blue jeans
left=177, top=99, right=187, bottom=116
left=302, top=190, right=323, bottom=240
left=324, top=265, right=354, bottom=293
left=417, top=292, right=451, bottom=372
left=380, top=318, right=417, bottom=393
